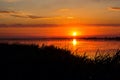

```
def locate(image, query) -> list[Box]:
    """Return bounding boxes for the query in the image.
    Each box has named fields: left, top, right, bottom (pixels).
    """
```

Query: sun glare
left=72, top=39, right=77, bottom=46
left=73, top=32, right=77, bottom=36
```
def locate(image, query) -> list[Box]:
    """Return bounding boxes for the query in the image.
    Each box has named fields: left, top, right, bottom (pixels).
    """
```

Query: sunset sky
left=0, top=0, right=120, bottom=38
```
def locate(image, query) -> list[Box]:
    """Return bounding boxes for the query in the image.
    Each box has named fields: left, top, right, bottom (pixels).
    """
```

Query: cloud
left=11, top=14, right=48, bottom=19
left=2, top=0, right=22, bottom=3
left=0, top=24, right=59, bottom=27
left=0, top=10, right=16, bottom=14
left=86, top=24, right=120, bottom=27
left=11, top=14, right=27, bottom=18
left=0, top=10, right=49, bottom=19
left=27, top=15, right=47, bottom=19
left=2, top=0, right=33, bottom=3
left=108, top=7, right=120, bottom=11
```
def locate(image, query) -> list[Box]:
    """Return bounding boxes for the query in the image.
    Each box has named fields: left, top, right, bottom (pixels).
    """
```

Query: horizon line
left=0, top=36, right=120, bottom=41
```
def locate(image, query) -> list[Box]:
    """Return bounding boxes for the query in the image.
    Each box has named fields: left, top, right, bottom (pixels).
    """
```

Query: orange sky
left=0, top=0, right=120, bottom=38
left=0, top=25, right=120, bottom=38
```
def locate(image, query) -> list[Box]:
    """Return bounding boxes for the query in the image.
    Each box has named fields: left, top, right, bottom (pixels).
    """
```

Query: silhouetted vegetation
left=0, top=43, right=120, bottom=80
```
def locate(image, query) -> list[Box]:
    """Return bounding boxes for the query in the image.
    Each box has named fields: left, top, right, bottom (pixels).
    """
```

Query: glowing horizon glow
left=73, top=32, right=77, bottom=36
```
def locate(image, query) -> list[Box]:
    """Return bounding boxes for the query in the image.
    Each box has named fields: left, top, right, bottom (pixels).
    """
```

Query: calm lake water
left=0, top=39, right=120, bottom=57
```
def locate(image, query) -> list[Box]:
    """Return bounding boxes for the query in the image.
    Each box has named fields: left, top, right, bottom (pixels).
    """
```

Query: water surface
left=0, top=39, right=120, bottom=57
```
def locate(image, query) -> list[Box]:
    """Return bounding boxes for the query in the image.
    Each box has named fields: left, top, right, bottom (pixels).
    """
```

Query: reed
left=0, top=43, right=120, bottom=80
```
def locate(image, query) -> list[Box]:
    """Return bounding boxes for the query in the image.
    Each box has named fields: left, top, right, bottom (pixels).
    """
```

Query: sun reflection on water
left=72, top=39, right=77, bottom=46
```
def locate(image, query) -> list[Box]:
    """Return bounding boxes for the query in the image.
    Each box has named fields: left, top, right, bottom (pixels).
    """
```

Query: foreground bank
left=0, top=43, right=120, bottom=80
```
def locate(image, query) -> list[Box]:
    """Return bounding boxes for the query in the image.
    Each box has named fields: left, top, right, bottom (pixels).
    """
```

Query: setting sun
left=73, top=32, right=77, bottom=36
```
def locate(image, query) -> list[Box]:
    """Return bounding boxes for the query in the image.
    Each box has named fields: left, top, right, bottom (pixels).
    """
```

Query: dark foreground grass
left=0, top=43, right=120, bottom=80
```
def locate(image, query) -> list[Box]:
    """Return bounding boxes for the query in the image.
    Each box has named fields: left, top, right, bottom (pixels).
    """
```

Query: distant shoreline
left=0, top=37, right=120, bottom=41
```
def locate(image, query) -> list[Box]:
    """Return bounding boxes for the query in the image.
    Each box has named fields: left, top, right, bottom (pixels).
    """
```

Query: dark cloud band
left=109, top=7, right=120, bottom=11
left=0, top=10, right=49, bottom=19
left=0, top=10, right=16, bottom=14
